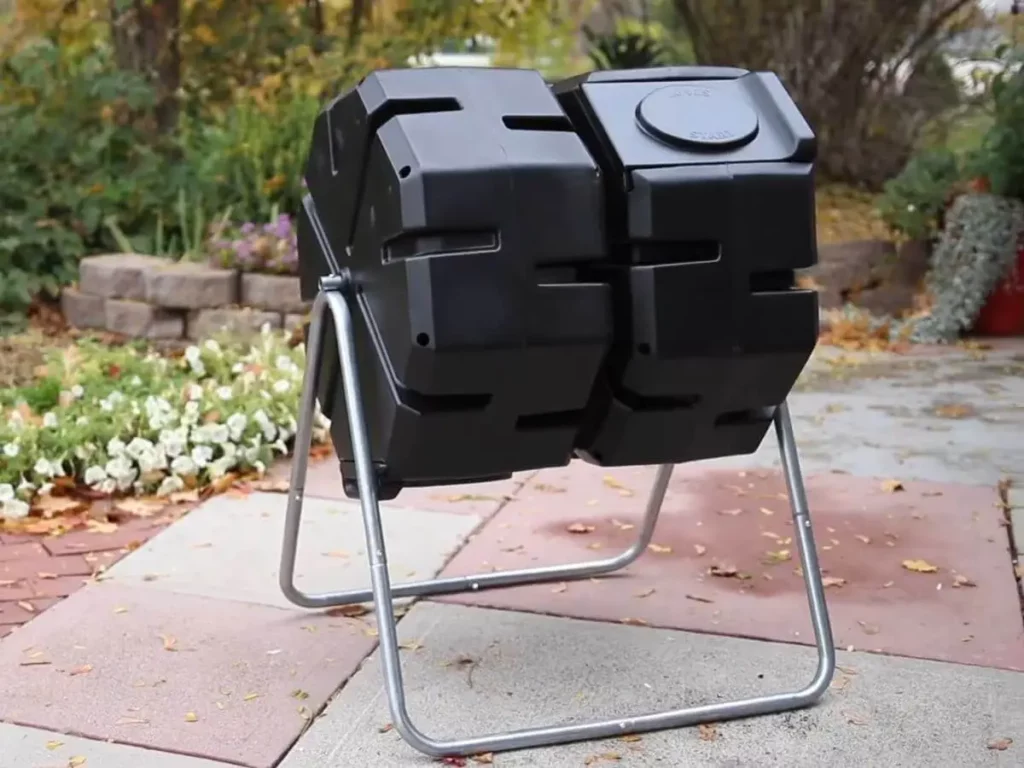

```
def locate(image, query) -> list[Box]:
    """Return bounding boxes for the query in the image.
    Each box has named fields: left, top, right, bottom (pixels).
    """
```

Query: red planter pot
left=974, top=244, right=1024, bottom=336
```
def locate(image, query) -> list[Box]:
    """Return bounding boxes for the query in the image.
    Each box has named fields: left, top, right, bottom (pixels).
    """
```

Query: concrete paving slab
left=438, top=463, right=1024, bottom=670
left=684, top=345, right=1024, bottom=487
left=266, top=455, right=535, bottom=516
left=0, top=722, right=232, bottom=768
left=280, top=602, right=1024, bottom=768
left=102, top=492, right=481, bottom=611
left=0, top=582, right=376, bottom=768
left=1010, top=487, right=1024, bottom=566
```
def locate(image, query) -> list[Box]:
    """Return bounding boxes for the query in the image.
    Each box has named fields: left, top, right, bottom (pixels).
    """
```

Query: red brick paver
left=0, top=514, right=171, bottom=638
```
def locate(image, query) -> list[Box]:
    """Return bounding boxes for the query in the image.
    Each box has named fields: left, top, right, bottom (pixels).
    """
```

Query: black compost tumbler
left=297, top=66, right=819, bottom=500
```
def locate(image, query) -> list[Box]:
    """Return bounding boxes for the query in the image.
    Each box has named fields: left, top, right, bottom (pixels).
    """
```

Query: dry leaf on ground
left=160, top=634, right=178, bottom=651
left=698, top=723, right=719, bottom=741
left=620, top=617, right=650, bottom=627
left=987, top=738, right=1013, bottom=751
left=326, top=604, right=370, bottom=618
left=251, top=479, right=290, bottom=492
left=952, top=574, right=977, bottom=588
left=648, top=543, right=672, bottom=554
left=32, top=495, right=86, bottom=518
left=686, top=594, right=714, bottom=604
left=45, top=740, right=63, bottom=750
left=115, top=498, right=167, bottom=518
left=709, top=564, right=750, bottom=580
left=184, top=712, right=198, bottom=723
left=934, top=403, right=974, bottom=419
left=693, top=544, right=707, bottom=556
left=533, top=483, right=565, bottom=494
left=551, top=582, right=568, bottom=594
left=718, top=508, right=743, bottom=516
left=69, top=664, right=93, bottom=676
left=470, top=753, right=495, bottom=764
left=634, top=587, right=656, bottom=598
left=584, top=753, right=622, bottom=765
left=902, top=559, right=938, bottom=574
left=822, top=576, right=847, bottom=588
left=566, top=523, right=596, bottom=534
left=602, top=475, right=633, bottom=496
left=880, top=479, right=905, bottom=493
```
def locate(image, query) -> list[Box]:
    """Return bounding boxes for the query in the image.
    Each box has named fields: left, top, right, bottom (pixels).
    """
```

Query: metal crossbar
left=279, top=277, right=836, bottom=758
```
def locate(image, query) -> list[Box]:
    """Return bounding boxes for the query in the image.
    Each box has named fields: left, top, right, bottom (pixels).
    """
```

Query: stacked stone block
left=62, top=254, right=310, bottom=341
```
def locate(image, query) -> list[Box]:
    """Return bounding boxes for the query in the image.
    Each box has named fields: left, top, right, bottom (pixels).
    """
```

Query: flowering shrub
left=207, top=213, right=298, bottom=275
left=0, top=327, right=329, bottom=521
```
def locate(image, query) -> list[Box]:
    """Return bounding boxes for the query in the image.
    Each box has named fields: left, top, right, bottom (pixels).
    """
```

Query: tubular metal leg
left=280, top=288, right=674, bottom=610
left=281, top=284, right=836, bottom=758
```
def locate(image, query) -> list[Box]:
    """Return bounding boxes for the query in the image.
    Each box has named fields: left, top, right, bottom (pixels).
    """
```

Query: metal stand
left=280, top=276, right=836, bottom=758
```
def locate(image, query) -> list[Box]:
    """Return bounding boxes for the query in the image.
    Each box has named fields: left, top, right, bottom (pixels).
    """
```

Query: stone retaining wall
left=62, top=254, right=310, bottom=341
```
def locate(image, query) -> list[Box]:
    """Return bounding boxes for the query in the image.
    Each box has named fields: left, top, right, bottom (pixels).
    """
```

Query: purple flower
left=240, top=222, right=256, bottom=236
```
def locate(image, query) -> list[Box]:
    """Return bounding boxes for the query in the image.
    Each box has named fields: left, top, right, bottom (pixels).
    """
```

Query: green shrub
left=180, top=84, right=321, bottom=224
left=877, top=149, right=962, bottom=241
left=0, top=41, right=186, bottom=317
left=973, top=49, right=1024, bottom=201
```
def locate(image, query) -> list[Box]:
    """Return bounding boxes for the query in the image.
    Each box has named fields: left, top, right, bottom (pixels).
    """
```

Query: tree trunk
left=110, top=0, right=181, bottom=135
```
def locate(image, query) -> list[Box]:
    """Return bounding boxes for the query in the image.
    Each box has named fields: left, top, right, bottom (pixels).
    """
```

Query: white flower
left=1, top=499, right=30, bottom=521
left=105, top=456, right=138, bottom=490
left=0, top=484, right=14, bottom=503
left=275, top=355, right=296, bottom=372
left=261, top=390, right=272, bottom=400
left=244, top=446, right=261, bottom=464
left=99, top=391, right=124, bottom=412
left=84, top=466, right=108, bottom=486
left=184, top=346, right=206, bottom=375
left=33, top=458, right=57, bottom=479
left=107, top=437, right=127, bottom=457
left=204, top=339, right=223, bottom=356
left=261, top=323, right=273, bottom=336
left=253, top=460, right=267, bottom=476
left=171, top=455, right=198, bottom=477
left=17, top=477, right=34, bottom=495
left=2, top=443, right=18, bottom=458
left=216, top=386, right=234, bottom=401
left=126, top=437, right=156, bottom=460
left=76, top=416, right=89, bottom=427
left=272, top=379, right=292, bottom=394
left=271, top=439, right=288, bottom=455
left=190, top=445, right=214, bottom=468
left=208, top=456, right=236, bottom=479
left=97, top=478, right=117, bottom=495
left=137, top=448, right=168, bottom=474
left=42, top=412, right=58, bottom=429
left=231, top=362, right=244, bottom=374
left=220, top=442, right=237, bottom=460
left=156, top=475, right=185, bottom=497
left=129, top=375, right=143, bottom=387
left=70, top=384, right=85, bottom=399
left=182, top=400, right=201, bottom=425
left=187, top=383, right=204, bottom=401
left=38, top=482, right=54, bottom=496
left=227, top=413, right=247, bottom=441
left=159, top=427, right=188, bottom=458
left=8, top=410, right=24, bottom=429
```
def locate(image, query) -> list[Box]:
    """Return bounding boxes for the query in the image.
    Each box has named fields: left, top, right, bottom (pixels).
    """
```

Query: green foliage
left=584, top=27, right=667, bottom=70
left=181, top=83, right=320, bottom=222
left=0, top=41, right=185, bottom=315
left=973, top=50, right=1024, bottom=201
left=877, top=149, right=963, bottom=241
left=0, top=330, right=331, bottom=515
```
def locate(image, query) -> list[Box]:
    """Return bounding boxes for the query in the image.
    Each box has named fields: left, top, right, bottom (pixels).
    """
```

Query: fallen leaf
left=32, top=495, right=85, bottom=518
left=69, top=664, right=93, bottom=676
left=698, top=723, right=719, bottom=741
left=620, top=617, right=650, bottom=627
left=85, top=520, right=119, bottom=534
left=291, top=689, right=310, bottom=700
left=602, top=475, right=633, bottom=497
left=634, top=587, right=656, bottom=598
left=243, top=692, right=260, bottom=702
left=251, top=479, right=290, bottom=492
left=584, top=753, right=622, bottom=765
left=160, top=634, right=178, bottom=652
left=533, top=483, right=565, bottom=493
left=759, top=507, right=775, bottom=516
left=399, top=640, right=424, bottom=651
left=115, top=498, right=167, bottom=518
left=116, top=717, right=149, bottom=725
left=587, top=542, right=603, bottom=550
left=566, top=523, right=596, bottom=534
left=69, top=758, right=87, bottom=767
left=693, top=544, right=707, bottom=556
left=880, top=479, right=904, bottom=493
left=470, top=754, right=495, bottom=764
left=551, top=582, right=568, bottom=594
left=17, top=601, right=35, bottom=613
left=857, top=621, right=880, bottom=635
left=648, top=543, right=673, bottom=554
left=883, top=580, right=895, bottom=588
left=378, top=723, right=394, bottom=733
left=45, top=740, right=63, bottom=750
left=987, top=738, right=1013, bottom=751
left=1016, top=564, right=1023, bottom=579
left=854, top=535, right=871, bottom=544
left=619, top=734, right=642, bottom=743
left=36, top=571, right=58, bottom=580
left=446, top=494, right=497, bottom=503
left=934, top=403, right=973, bottom=419
left=326, top=604, right=370, bottom=618
left=902, top=559, right=938, bottom=574
left=762, top=549, right=792, bottom=564
left=952, top=574, right=977, bottom=588
left=718, top=508, right=744, bottom=516
left=686, top=594, right=714, bottom=604
left=846, top=713, right=869, bottom=726
left=823, top=576, right=847, bottom=588
left=184, top=712, right=198, bottom=723
left=709, top=564, right=750, bottom=580
left=169, top=489, right=201, bottom=504
left=611, top=519, right=635, bottom=531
